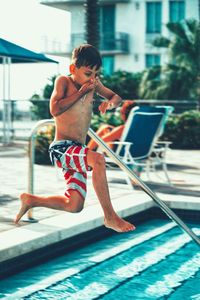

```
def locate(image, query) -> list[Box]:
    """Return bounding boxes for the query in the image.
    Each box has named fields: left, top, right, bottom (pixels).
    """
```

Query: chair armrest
left=155, top=141, right=172, bottom=146
left=152, top=140, right=171, bottom=159
left=108, top=141, right=133, bottom=146
left=105, top=141, right=134, bottom=164
left=153, top=141, right=172, bottom=151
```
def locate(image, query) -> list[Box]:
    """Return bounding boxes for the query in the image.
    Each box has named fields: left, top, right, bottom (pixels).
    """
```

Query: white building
left=40, top=0, right=199, bottom=74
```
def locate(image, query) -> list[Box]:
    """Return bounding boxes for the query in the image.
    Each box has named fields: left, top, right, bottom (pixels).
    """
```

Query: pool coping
left=0, top=193, right=199, bottom=275
left=0, top=195, right=152, bottom=263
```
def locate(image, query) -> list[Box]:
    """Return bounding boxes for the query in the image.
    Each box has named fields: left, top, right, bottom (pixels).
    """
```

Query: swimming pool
left=0, top=219, right=199, bottom=299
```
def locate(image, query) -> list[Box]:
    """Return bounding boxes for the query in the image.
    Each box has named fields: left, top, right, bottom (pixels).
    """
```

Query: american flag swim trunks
left=49, top=140, right=91, bottom=200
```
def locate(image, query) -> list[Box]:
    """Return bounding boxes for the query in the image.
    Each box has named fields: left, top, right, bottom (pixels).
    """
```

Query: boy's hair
left=72, top=44, right=102, bottom=69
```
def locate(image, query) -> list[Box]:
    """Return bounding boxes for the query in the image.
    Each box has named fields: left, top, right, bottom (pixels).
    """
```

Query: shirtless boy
left=15, top=44, right=135, bottom=232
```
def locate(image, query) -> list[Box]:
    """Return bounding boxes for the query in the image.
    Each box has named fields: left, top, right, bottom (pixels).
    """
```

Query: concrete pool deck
left=0, top=143, right=199, bottom=272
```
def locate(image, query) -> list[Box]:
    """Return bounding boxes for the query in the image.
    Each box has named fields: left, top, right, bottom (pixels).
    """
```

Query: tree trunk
left=84, top=0, right=100, bottom=49
left=197, top=0, right=200, bottom=107
left=199, top=0, right=200, bottom=20
left=192, top=0, right=200, bottom=106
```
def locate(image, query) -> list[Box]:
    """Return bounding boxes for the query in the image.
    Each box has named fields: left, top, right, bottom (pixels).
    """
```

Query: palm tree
left=139, top=19, right=200, bottom=101
left=84, top=0, right=100, bottom=49
left=199, top=0, right=200, bottom=19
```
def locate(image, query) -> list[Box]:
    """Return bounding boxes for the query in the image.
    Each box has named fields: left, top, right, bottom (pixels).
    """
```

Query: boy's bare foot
left=104, top=214, right=135, bottom=233
left=15, top=193, right=32, bottom=224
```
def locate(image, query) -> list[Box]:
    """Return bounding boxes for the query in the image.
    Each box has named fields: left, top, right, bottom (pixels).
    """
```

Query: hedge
left=34, top=110, right=200, bottom=165
left=161, top=110, right=200, bottom=149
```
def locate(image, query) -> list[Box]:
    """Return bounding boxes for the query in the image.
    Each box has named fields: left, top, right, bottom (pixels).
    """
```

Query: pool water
left=0, top=219, right=199, bottom=300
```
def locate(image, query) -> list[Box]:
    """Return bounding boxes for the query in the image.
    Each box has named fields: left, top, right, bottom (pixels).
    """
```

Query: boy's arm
left=50, top=76, right=83, bottom=117
left=95, top=78, right=122, bottom=114
left=50, top=76, right=94, bottom=117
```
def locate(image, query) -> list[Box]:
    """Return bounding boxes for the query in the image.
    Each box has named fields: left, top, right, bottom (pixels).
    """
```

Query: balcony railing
left=71, top=32, right=129, bottom=54
left=100, top=32, right=129, bottom=53
left=42, top=32, right=129, bottom=56
left=41, top=0, right=130, bottom=6
left=145, top=33, right=161, bottom=45
left=41, top=36, right=72, bottom=56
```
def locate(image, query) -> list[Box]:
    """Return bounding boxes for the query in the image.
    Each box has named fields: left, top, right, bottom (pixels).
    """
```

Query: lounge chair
left=132, top=105, right=174, bottom=138
left=105, top=107, right=173, bottom=187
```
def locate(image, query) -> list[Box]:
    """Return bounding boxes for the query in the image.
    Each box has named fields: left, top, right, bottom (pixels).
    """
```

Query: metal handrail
left=27, top=119, right=55, bottom=219
left=28, top=119, right=200, bottom=245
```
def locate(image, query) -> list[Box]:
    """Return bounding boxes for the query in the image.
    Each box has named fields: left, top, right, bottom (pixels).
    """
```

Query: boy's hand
left=79, top=79, right=96, bottom=95
left=98, top=100, right=114, bottom=114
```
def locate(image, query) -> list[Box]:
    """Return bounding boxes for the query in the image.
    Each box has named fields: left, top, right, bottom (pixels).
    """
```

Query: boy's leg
left=86, top=150, right=135, bottom=232
left=15, top=191, right=84, bottom=224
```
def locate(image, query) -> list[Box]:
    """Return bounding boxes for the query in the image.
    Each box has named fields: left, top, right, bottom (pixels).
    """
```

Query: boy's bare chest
left=60, top=94, right=93, bottom=126
left=68, top=85, right=94, bottom=109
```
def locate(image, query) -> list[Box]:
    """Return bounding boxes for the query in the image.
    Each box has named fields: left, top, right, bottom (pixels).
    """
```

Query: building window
left=102, top=56, right=114, bottom=75
left=169, top=1, right=185, bottom=23
left=146, top=2, right=162, bottom=33
left=146, top=54, right=161, bottom=68
left=100, top=5, right=115, bottom=51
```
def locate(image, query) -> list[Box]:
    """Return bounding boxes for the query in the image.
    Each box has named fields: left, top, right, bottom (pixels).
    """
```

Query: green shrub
left=91, top=111, right=123, bottom=131
left=162, top=110, right=200, bottom=149
left=30, top=75, right=56, bottom=120
left=34, top=125, right=55, bottom=164
left=101, top=71, right=143, bottom=99
left=30, top=99, right=51, bottom=120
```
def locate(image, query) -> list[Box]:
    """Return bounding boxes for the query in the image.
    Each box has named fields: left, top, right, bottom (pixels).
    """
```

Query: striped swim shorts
left=49, top=140, right=91, bottom=200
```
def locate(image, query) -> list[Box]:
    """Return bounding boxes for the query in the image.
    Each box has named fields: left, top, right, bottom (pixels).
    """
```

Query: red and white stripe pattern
left=59, top=145, right=90, bottom=200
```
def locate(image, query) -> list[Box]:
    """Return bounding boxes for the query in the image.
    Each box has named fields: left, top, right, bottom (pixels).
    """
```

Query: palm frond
left=152, top=36, right=170, bottom=48
left=185, top=19, right=198, bottom=34
left=194, top=23, right=200, bottom=71
left=140, top=18, right=199, bottom=100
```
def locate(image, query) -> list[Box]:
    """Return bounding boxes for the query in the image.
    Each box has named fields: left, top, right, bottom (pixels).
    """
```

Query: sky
left=0, top=0, right=71, bottom=99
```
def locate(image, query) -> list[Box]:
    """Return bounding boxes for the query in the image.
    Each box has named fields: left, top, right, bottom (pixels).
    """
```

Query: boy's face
left=71, top=64, right=100, bottom=86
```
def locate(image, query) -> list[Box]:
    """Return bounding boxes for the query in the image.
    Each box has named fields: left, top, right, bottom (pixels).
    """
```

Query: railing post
left=27, top=119, right=54, bottom=220
left=27, top=133, right=35, bottom=220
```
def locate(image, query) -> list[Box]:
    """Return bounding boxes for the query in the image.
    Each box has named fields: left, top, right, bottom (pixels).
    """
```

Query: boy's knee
left=67, top=191, right=84, bottom=213
left=70, top=201, right=84, bottom=213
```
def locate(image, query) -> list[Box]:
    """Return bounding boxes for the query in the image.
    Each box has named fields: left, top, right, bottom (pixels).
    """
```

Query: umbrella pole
left=2, top=57, right=7, bottom=144
left=7, top=57, right=12, bottom=143
left=2, top=57, right=12, bottom=144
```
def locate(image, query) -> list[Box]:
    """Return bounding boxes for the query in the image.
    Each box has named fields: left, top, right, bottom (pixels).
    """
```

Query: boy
left=15, top=44, right=135, bottom=232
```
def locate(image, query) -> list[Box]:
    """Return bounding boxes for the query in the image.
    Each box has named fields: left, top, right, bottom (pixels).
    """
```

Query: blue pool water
left=0, top=219, right=199, bottom=299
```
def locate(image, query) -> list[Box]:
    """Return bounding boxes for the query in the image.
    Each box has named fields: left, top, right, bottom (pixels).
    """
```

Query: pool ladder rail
left=27, top=119, right=200, bottom=246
